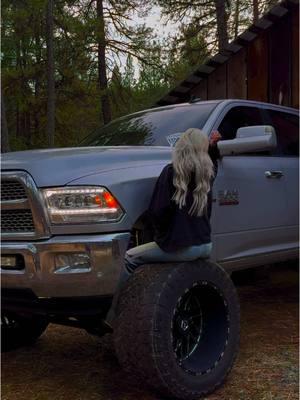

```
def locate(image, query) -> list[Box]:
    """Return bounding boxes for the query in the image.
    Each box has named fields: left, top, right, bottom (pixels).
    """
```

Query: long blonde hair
left=172, top=128, right=214, bottom=216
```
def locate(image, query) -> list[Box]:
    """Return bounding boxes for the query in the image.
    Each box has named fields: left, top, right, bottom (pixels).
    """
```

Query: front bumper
left=1, top=232, right=130, bottom=299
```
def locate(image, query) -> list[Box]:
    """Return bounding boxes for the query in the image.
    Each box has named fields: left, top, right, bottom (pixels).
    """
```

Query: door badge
left=218, top=190, right=239, bottom=206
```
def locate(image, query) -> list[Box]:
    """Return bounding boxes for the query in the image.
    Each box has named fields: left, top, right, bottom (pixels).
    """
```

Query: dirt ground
left=2, top=263, right=299, bottom=400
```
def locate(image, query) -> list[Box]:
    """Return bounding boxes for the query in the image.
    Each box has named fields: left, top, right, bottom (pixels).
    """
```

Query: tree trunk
left=97, top=0, right=111, bottom=125
left=234, top=0, right=240, bottom=39
left=16, top=39, right=21, bottom=138
left=1, top=89, right=10, bottom=153
left=16, top=106, right=20, bottom=137
left=45, top=0, right=55, bottom=147
left=34, top=25, right=41, bottom=139
left=214, top=0, right=228, bottom=51
left=22, top=39, right=31, bottom=147
left=253, top=0, right=259, bottom=23
left=26, top=111, right=31, bottom=147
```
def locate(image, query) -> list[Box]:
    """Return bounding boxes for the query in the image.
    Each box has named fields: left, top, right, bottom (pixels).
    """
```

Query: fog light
left=1, top=255, right=24, bottom=270
left=1, top=255, right=17, bottom=268
left=54, top=253, right=91, bottom=273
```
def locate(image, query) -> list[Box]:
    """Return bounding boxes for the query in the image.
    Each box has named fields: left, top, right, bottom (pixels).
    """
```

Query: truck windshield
left=81, top=102, right=218, bottom=146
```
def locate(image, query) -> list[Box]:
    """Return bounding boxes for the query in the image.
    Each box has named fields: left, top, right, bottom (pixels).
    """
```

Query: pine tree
left=123, top=55, right=136, bottom=89
left=45, top=0, right=55, bottom=146
left=82, top=0, right=154, bottom=125
left=2, top=0, right=156, bottom=147
left=2, top=0, right=282, bottom=151
left=155, top=0, right=281, bottom=54
left=214, top=0, right=229, bottom=50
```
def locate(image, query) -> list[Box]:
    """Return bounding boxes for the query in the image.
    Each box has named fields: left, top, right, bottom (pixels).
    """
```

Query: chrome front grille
left=1, top=171, right=50, bottom=240
left=1, top=180, right=27, bottom=201
left=1, top=210, right=35, bottom=233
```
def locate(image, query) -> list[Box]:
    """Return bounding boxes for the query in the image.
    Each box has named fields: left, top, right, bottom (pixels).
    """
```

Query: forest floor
left=2, top=262, right=299, bottom=400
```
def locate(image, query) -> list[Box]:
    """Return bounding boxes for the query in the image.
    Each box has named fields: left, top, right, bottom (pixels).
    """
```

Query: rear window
left=80, top=103, right=218, bottom=146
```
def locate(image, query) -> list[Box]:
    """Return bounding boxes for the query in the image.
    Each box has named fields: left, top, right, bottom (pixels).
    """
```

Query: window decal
left=166, top=132, right=182, bottom=147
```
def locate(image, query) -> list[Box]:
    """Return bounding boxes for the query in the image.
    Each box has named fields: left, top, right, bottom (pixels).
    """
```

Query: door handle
left=265, top=171, right=284, bottom=179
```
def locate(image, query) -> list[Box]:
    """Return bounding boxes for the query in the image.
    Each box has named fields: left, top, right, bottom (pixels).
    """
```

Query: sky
left=122, top=6, right=180, bottom=77
left=143, top=6, right=179, bottom=38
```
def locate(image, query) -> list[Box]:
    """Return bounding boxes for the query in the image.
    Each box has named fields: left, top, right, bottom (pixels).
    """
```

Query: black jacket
left=148, top=145, right=220, bottom=252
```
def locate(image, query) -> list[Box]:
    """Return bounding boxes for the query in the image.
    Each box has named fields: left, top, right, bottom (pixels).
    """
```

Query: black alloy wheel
left=172, top=282, right=229, bottom=376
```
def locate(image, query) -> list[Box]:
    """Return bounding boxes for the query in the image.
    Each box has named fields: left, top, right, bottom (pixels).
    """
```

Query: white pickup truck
left=1, top=99, right=299, bottom=399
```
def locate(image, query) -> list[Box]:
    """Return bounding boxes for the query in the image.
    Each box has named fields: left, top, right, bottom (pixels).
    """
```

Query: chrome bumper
left=1, top=233, right=130, bottom=298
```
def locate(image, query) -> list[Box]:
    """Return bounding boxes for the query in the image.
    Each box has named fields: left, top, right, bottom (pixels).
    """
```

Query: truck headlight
left=42, top=187, right=124, bottom=224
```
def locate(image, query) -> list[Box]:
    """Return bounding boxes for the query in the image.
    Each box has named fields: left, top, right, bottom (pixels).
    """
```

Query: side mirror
left=217, top=126, right=277, bottom=156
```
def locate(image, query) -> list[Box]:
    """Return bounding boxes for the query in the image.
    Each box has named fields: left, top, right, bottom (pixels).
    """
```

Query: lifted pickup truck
left=1, top=99, right=299, bottom=399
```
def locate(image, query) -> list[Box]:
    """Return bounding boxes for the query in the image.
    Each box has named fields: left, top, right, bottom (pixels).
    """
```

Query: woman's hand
left=209, top=131, right=222, bottom=146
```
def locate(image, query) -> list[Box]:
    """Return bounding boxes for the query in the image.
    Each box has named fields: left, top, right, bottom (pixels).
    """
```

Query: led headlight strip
left=44, top=188, right=105, bottom=195
left=49, top=208, right=118, bottom=214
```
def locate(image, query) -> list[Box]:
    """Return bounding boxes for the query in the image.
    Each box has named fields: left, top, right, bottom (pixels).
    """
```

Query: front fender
left=48, top=163, right=167, bottom=236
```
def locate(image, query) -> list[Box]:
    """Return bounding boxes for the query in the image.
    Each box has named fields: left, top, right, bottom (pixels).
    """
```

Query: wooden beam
left=185, top=75, right=203, bottom=84
left=254, top=18, right=273, bottom=30
left=239, top=31, right=257, bottom=42
left=209, top=54, right=229, bottom=64
left=172, top=85, right=190, bottom=94
left=196, top=65, right=215, bottom=75
left=224, top=42, right=243, bottom=53
left=269, top=5, right=288, bottom=17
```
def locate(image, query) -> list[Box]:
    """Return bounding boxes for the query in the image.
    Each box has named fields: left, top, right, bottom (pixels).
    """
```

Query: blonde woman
left=105, top=128, right=221, bottom=328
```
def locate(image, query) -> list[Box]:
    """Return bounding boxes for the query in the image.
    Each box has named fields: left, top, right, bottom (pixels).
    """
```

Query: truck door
left=210, top=104, right=289, bottom=267
left=264, top=108, right=299, bottom=249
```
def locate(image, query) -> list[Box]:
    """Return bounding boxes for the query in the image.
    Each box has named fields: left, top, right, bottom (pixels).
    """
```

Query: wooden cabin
left=157, top=0, right=299, bottom=109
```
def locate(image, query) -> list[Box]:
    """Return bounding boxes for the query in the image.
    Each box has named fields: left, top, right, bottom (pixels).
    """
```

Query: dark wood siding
left=207, top=63, right=227, bottom=99
left=292, top=8, right=299, bottom=108
left=190, top=79, right=208, bottom=100
left=247, top=33, right=269, bottom=102
left=227, top=48, right=247, bottom=98
left=269, top=14, right=291, bottom=106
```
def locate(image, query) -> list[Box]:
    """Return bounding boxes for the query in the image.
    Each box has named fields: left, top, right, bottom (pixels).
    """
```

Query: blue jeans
left=105, top=241, right=212, bottom=324
left=125, top=241, right=212, bottom=271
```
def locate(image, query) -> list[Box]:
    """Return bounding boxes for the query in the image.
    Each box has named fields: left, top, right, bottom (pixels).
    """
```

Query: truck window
left=265, top=110, right=299, bottom=156
left=217, top=106, right=263, bottom=140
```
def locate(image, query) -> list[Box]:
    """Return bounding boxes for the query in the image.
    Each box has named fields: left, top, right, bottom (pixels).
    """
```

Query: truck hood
left=1, top=146, right=172, bottom=187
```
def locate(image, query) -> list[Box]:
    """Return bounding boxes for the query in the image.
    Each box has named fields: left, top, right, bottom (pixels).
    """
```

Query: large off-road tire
left=113, top=260, right=240, bottom=400
left=1, top=312, right=48, bottom=352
